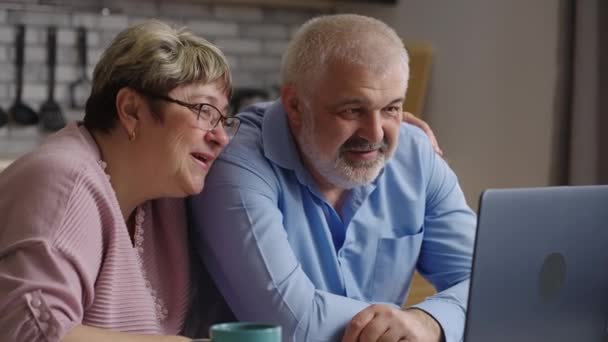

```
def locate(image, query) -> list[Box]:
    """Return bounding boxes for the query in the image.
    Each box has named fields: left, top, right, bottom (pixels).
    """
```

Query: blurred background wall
left=1, top=0, right=604, bottom=209
left=338, top=0, right=562, bottom=208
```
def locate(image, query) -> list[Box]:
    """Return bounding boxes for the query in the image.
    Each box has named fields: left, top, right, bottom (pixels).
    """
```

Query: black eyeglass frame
left=136, top=89, right=240, bottom=138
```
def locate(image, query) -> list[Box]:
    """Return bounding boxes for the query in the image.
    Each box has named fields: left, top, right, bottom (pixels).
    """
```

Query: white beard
left=296, top=114, right=387, bottom=189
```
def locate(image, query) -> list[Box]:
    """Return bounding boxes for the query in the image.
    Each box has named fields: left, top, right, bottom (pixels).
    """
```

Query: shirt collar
left=261, top=100, right=298, bottom=171
left=262, top=100, right=325, bottom=193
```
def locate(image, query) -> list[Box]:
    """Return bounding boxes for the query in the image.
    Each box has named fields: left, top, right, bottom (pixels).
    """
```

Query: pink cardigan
left=0, top=123, right=191, bottom=341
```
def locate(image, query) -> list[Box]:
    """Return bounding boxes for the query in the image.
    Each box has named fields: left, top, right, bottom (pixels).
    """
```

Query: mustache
left=340, top=137, right=388, bottom=153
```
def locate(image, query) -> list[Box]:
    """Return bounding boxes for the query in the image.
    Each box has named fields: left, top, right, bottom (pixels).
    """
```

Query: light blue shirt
left=190, top=100, right=476, bottom=342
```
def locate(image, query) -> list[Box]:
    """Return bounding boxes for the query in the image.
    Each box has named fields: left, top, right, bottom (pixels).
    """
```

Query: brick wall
left=0, top=0, right=329, bottom=122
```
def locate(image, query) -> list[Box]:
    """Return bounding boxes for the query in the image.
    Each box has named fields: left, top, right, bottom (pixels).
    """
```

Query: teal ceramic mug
left=192, top=322, right=282, bottom=342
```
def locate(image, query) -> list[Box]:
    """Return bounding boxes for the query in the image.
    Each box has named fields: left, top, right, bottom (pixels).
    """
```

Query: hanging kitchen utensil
left=39, top=26, right=66, bottom=132
left=69, top=27, right=91, bottom=110
left=0, top=107, right=8, bottom=128
left=9, top=25, right=38, bottom=126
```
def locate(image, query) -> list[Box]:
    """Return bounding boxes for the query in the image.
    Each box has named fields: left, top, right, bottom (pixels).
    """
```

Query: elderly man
left=190, top=14, right=475, bottom=342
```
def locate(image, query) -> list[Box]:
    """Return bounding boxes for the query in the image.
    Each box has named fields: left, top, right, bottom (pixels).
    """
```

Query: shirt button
left=40, top=311, right=50, bottom=321
left=31, top=297, right=41, bottom=308
left=47, top=324, right=57, bottom=336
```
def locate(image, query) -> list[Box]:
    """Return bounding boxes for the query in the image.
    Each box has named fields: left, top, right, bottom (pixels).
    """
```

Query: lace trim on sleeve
left=98, top=157, right=168, bottom=322
left=133, top=206, right=169, bottom=321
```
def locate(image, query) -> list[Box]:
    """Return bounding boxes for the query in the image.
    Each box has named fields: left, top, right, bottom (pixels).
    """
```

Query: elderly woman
left=0, top=17, right=444, bottom=342
left=0, top=20, right=237, bottom=341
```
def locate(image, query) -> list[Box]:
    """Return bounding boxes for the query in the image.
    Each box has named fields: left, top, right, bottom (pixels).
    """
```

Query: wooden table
left=404, top=272, right=436, bottom=307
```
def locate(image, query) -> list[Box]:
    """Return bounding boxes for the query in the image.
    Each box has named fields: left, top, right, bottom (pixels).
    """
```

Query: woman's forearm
left=62, top=325, right=191, bottom=342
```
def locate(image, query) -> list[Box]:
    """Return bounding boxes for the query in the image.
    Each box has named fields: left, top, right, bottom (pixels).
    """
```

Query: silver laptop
left=464, top=186, right=608, bottom=342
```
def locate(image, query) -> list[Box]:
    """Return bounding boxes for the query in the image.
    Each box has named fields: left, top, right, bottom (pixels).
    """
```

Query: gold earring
left=128, top=128, right=137, bottom=141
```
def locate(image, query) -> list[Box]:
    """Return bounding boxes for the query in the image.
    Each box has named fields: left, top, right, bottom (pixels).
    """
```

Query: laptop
left=464, top=186, right=608, bottom=342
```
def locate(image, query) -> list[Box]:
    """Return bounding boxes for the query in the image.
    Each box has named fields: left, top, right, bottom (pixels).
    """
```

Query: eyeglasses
left=138, top=89, right=240, bottom=140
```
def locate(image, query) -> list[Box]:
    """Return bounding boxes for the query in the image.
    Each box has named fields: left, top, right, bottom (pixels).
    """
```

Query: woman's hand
left=403, top=112, right=443, bottom=156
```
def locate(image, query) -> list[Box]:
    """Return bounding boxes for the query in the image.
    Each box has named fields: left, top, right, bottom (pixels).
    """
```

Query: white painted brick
left=0, top=63, right=14, bottom=82
left=4, top=46, right=14, bottom=62
left=0, top=49, right=9, bottom=63
left=160, top=3, right=211, bottom=19
left=0, top=134, right=39, bottom=154
left=213, top=6, right=263, bottom=22
left=225, top=55, right=238, bottom=69
left=25, top=46, right=45, bottom=63
left=87, top=48, right=104, bottom=66
left=27, top=100, right=44, bottom=111
left=0, top=83, right=9, bottom=98
left=54, top=84, right=69, bottom=103
left=241, top=56, right=280, bottom=71
left=0, top=134, right=40, bottom=154
left=86, top=30, right=101, bottom=47
left=21, top=83, right=47, bottom=102
left=18, top=83, right=69, bottom=105
left=98, top=14, right=128, bottom=30
left=100, top=30, right=121, bottom=48
left=128, top=16, right=152, bottom=26
left=263, top=40, right=289, bottom=56
left=215, top=38, right=262, bottom=55
left=10, top=11, right=71, bottom=27
left=232, top=72, right=261, bottom=88
left=57, top=28, right=76, bottom=46
left=23, top=64, right=43, bottom=83
left=290, top=24, right=308, bottom=38
left=240, top=23, right=288, bottom=39
left=87, top=66, right=95, bottom=79
left=71, top=13, right=100, bottom=29
left=4, top=85, right=14, bottom=100
left=186, top=20, right=238, bottom=38
left=107, top=0, right=159, bottom=18
left=25, top=27, right=43, bottom=44
left=129, top=16, right=186, bottom=29
left=264, top=9, right=322, bottom=25
left=263, top=72, right=281, bottom=88
left=0, top=26, right=14, bottom=43
left=0, top=45, right=8, bottom=61
left=56, top=65, right=78, bottom=82
left=57, top=48, right=77, bottom=66
left=0, top=10, right=8, bottom=24
left=64, top=109, right=85, bottom=123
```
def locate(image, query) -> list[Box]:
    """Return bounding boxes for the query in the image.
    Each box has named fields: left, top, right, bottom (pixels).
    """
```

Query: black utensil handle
left=47, top=26, right=56, bottom=101
left=77, top=27, right=87, bottom=66
left=15, top=25, right=25, bottom=102
left=77, top=27, right=87, bottom=77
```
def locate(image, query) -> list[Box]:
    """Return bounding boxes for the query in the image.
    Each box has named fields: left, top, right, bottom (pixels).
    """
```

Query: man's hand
left=342, top=304, right=444, bottom=342
left=402, top=112, right=443, bottom=156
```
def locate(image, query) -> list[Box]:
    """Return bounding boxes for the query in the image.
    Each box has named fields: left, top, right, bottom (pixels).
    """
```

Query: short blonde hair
left=281, top=14, right=408, bottom=90
left=84, top=20, right=232, bottom=132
